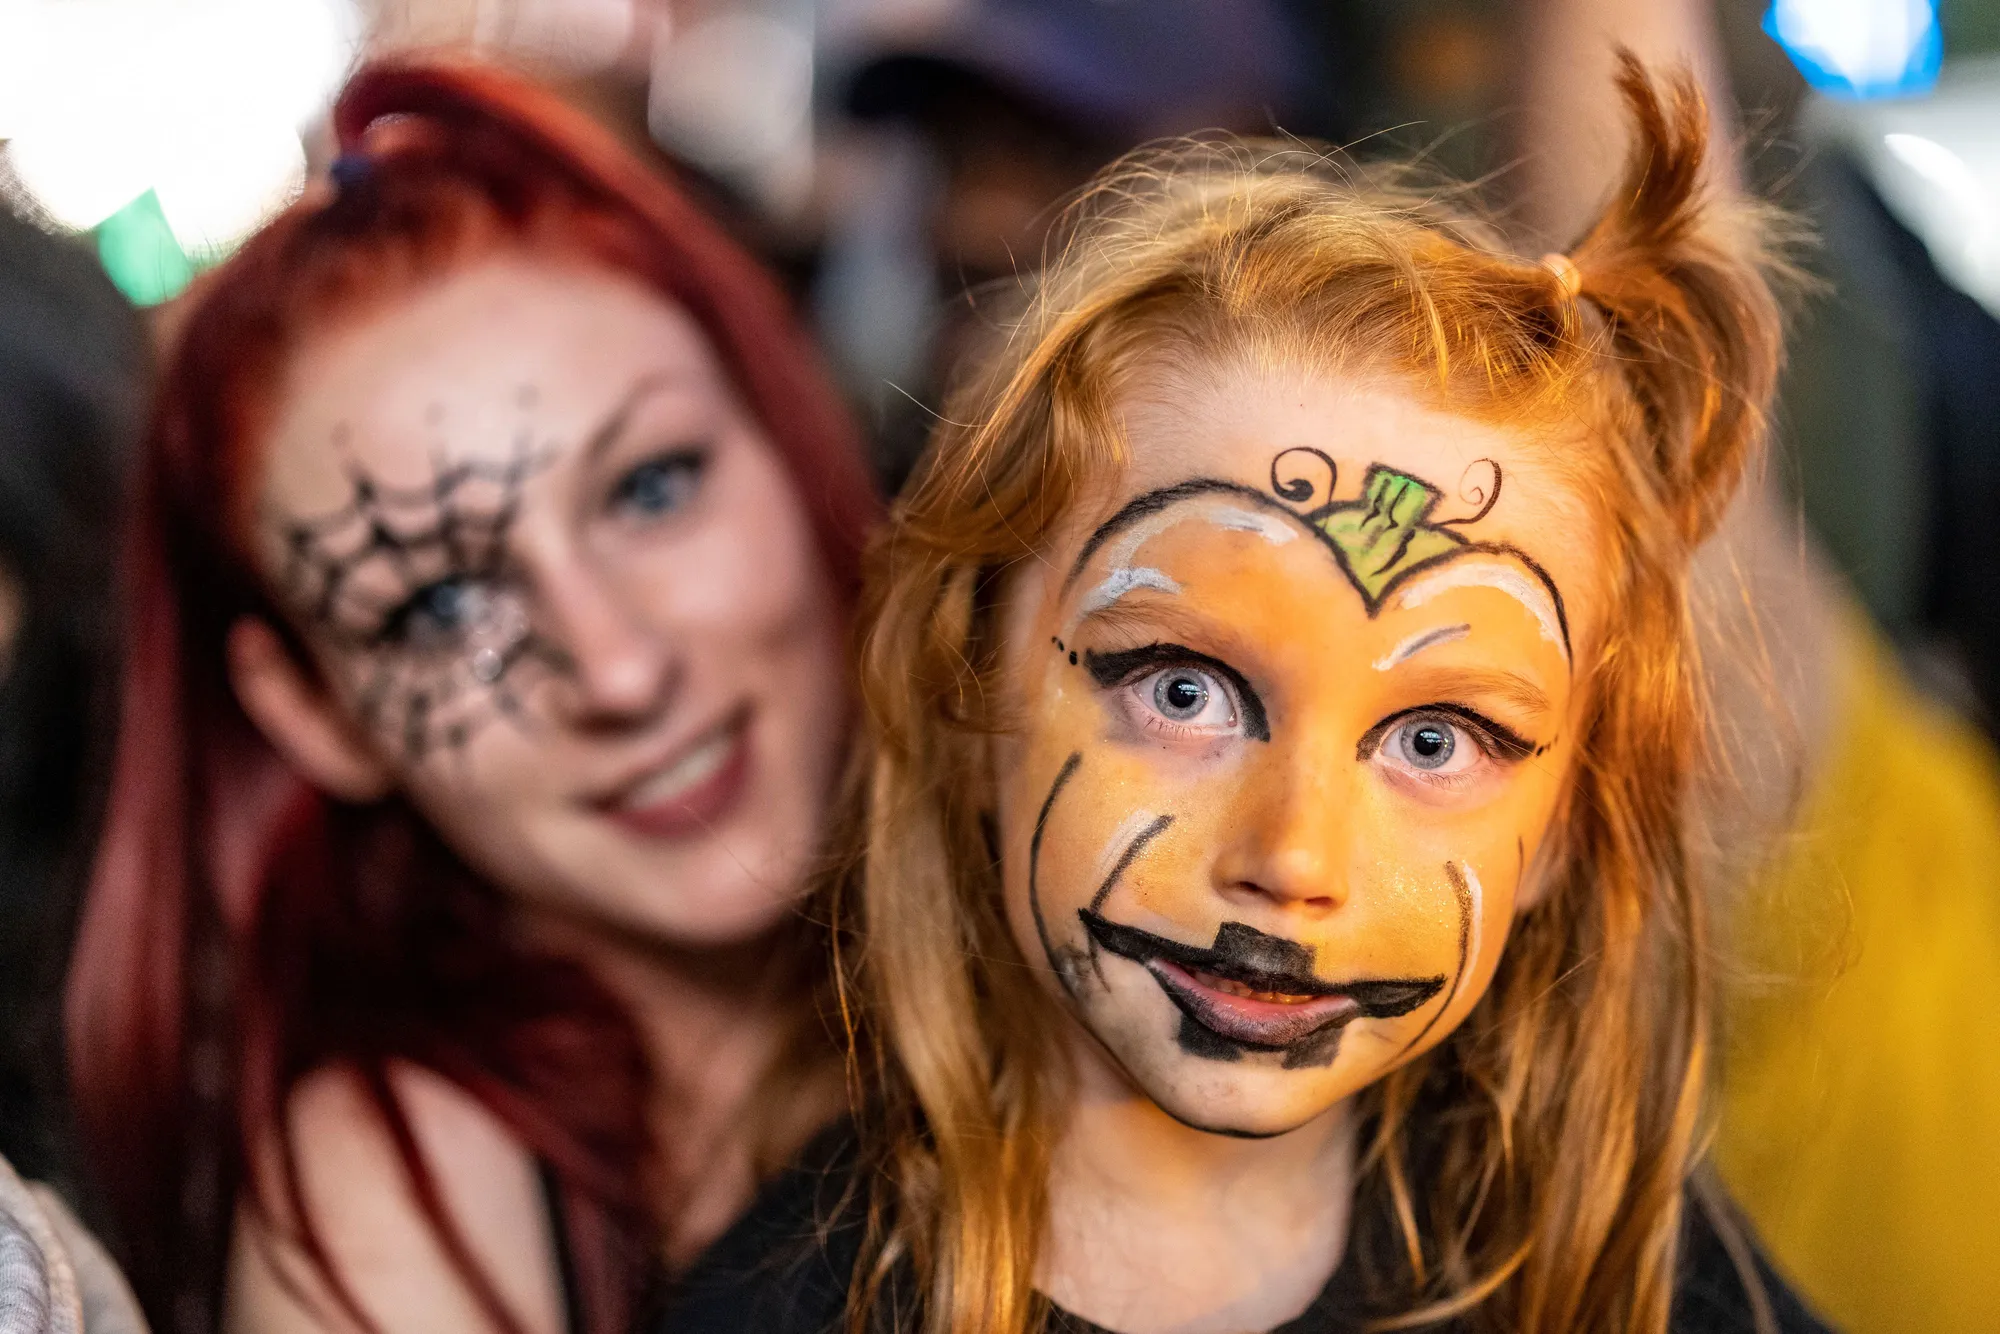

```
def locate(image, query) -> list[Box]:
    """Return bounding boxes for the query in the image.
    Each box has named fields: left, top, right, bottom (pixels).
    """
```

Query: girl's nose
left=1208, top=743, right=1353, bottom=915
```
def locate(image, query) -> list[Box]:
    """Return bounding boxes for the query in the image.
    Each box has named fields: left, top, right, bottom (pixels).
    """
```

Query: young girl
left=666, top=60, right=1829, bottom=1334
left=65, top=59, right=876, bottom=1334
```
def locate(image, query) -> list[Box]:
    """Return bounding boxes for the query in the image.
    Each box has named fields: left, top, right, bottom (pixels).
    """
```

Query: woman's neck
left=1040, top=1030, right=1358, bottom=1334
left=521, top=911, right=839, bottom=1265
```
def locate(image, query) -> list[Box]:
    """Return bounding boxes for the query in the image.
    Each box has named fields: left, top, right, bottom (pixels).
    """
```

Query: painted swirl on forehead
left=1062, top=450, right=1572, bottom=662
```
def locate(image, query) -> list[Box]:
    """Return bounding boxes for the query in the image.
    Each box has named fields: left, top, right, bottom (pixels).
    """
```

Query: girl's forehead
left=1073, top=364, right=1605, bottom=643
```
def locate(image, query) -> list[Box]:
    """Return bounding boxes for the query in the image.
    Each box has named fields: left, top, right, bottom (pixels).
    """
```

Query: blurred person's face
left=991, top=362, right=1598, bottom=1137
left=230, top=255, right=847, bottom=947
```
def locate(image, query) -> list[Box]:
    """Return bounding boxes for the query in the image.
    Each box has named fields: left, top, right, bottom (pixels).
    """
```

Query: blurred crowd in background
left=2, top=0, right=1999, bottom=1331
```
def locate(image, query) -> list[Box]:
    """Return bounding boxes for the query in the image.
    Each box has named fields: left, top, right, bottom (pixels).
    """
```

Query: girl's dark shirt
left=654, top=1123, right=1836, bottom=1334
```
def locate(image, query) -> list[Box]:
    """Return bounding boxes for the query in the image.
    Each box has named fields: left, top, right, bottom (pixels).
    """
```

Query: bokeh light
left=1765, top=0, right=1943, bottom=99
left=0, top=0, right=360, bottom=302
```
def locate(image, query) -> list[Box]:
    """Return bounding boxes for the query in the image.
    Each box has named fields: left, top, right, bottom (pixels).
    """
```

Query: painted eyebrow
left=1390, top=556, right=1571, bottom=662
left=1063, top=479, right=1301, bottom=594
left=579, top=370, right=691, bottom=469
left=1373, top=623, right=1471, bottom=670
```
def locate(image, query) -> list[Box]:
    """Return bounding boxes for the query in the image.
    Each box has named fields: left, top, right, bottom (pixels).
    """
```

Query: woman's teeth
left=1189, top=968, right=1316, bottom=1006
left=622, top=725, right=736, bottom=808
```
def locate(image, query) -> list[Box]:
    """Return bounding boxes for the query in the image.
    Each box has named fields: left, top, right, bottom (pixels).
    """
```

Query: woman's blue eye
left=415, top=580, right=473, bottom=629
left=614, top=450, right=705, bottom=517
left=384, top=577, right=502, bottom=651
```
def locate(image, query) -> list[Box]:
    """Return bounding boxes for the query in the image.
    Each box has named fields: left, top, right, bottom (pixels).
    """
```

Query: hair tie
left=1541, top=252, right=1583, bottom=300
left=328, top=153, right=373, bottom=193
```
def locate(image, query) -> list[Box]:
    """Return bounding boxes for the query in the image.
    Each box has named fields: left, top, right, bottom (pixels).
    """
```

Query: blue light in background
left=1765, top=0, right=1943, bottom=99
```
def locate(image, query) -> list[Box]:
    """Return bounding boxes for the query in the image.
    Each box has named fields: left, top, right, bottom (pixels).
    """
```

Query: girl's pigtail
left=1566, top=52, right=1788, bottom=547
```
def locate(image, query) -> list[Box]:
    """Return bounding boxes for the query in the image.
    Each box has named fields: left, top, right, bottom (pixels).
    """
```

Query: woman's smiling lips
left=598, top=708, right=752, bottom=838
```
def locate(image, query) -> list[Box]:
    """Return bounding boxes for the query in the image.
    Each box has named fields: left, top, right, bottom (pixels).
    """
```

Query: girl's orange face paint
left=994, top=373, right=1592, bottom=1137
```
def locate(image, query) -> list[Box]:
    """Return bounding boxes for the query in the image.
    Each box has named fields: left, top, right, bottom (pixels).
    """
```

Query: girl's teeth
left=1191, top=968, right=1314, bottom=1006
left=623, top=728, right=734, bottom=808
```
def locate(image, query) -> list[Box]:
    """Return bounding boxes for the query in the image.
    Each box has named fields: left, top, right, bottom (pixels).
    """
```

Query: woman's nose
left=1208, top=746, right=1353, bottom=914
left=534, top=571, right=680, bottom=725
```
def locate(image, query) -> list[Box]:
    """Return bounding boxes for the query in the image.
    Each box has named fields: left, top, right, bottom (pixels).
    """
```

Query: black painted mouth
left=1079, top=910, right=1447, bottom=1069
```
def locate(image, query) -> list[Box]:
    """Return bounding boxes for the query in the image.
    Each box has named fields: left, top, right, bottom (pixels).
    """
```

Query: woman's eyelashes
left=609, top=445, right=708, bottom=520
left=373, top=574, right=524, bottom=655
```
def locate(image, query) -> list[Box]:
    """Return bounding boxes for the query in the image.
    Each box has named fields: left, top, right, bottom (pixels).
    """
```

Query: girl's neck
left=520, top=910, right=837, bottom=1265
left=1040, top=1030, right=1358, bottom=1334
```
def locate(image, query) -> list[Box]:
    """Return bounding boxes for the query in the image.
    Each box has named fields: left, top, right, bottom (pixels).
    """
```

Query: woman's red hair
left=65, top=57, right=877, bottom=1334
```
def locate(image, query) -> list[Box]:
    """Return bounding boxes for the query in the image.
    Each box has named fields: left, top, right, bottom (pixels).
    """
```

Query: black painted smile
left=1079, top=910, right=1446, bottom=1069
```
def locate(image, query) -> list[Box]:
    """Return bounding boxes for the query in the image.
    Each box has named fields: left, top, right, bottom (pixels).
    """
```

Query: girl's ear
left=226, top=616, right=395, bottom=803
left=1513, top=785, right=1575, bottom=914
left=1513, top=837, right=1560, bottom=914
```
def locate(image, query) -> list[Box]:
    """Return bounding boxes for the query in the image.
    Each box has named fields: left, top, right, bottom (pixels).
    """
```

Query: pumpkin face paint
left=994, top=370, right=1592, bottom=1138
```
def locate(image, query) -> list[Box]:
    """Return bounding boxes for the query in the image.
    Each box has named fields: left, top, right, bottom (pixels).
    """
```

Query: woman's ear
left=226, top=616, right=394, bottom=803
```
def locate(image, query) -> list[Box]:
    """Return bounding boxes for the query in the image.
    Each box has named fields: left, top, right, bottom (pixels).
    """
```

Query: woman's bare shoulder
left=225, top=1062, right=566, bottom=1334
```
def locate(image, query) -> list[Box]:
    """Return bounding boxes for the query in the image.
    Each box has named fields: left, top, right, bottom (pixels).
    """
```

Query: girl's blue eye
left=1139, top=667, right=1236, bottom=730
left=1156, top=671, right=1208, bottom=720
left=1386, top=716, right=1478, bottom=774
left=614, top=450, right=706, bottom=517
left=1402, top=722, right=1454, bottom=768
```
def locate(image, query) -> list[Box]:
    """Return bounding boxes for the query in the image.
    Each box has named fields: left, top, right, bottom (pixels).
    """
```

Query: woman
left=668, top=61, right=1827, bottom=1334
left=64, top=58, right=877, bottom=1334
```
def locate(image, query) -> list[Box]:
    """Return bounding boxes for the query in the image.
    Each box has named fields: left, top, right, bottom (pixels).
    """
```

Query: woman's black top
left=655, top=1124, right=1835, bottom=1334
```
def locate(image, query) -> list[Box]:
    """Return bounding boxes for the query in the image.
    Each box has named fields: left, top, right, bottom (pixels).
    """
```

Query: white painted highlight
left=1080, top=566, right=1183, bottom=618
left=1092, top=810, right=1163, bottom=893
left=1207, top=507, right=1298, bottom=544
left=1066, top=495, right=1297, bottom=635
left=1393, top=559, right=1567, bottom=659
left=1372, top=623, right=1471, bottom=671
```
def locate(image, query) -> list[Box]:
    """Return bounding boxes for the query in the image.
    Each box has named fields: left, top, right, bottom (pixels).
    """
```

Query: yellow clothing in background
left=1717, top=618, right=2000, bottom=1333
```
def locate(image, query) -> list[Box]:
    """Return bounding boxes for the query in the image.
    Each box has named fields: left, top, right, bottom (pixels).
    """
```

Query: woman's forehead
left=256, top=257, right=718, bottom=514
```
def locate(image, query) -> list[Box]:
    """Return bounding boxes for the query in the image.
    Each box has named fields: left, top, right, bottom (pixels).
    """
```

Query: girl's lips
left=1146, top=957, right=1360, bottom=1049
left=601, top=714, right=752, bottom=839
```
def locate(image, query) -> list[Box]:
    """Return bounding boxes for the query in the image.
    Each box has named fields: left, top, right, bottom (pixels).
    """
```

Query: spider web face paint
left=274, top=431, right=566, bottom=762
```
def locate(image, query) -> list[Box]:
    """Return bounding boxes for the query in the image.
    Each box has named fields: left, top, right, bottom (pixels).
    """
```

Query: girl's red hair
left=65, top=56, right=877, bottom=1334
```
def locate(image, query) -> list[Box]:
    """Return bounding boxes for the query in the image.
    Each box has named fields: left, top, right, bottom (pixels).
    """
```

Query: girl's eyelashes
left=610, top=446, right=708, bottom=519
left=1082, top=643, right=1271, bottom=741
left=1131, top=665, right=1238, bottom=735
left=1363, top=703, right=1538, bottom=782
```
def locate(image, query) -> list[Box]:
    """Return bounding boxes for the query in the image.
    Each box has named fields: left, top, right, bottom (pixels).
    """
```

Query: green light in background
left=94, top=189, right=194, bottom=306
